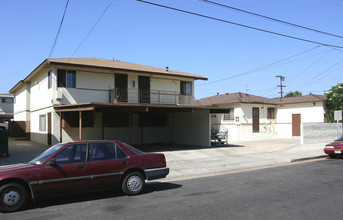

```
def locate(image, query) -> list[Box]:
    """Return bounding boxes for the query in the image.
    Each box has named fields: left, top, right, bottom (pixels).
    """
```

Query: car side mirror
left=47, top=158, right=57, bottom=166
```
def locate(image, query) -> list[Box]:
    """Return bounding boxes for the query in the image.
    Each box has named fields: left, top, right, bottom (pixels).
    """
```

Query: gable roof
left=10, top=58, right=207, bottom=93
left=198, top=92, right=324, bottom=106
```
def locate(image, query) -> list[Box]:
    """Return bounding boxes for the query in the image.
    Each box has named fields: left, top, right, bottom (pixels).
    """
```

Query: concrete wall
left=302, top=123, right=343, bottom=144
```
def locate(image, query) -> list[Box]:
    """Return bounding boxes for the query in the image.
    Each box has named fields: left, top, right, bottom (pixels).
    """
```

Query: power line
left=70, top=0, right=114, bottom=58
left=137, top=0, right=343, bottom=49
left=48, top=0, right=70, bottom=58
left=196, top=46, right=321, bottom=87
left=201, top=0, right=343, bottom=39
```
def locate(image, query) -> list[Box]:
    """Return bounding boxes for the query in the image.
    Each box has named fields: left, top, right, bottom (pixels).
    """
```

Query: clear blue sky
left=1, top=0, right=342, bottom=99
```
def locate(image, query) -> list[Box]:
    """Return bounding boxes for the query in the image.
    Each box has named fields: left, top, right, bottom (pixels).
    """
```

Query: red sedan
left=0, top=140, right=169, bottom=212
left=324, top=136, right=343, bottom=158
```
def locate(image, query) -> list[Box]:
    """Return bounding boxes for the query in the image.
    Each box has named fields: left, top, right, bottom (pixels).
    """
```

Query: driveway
left=0, top=138, right=327, bottom=180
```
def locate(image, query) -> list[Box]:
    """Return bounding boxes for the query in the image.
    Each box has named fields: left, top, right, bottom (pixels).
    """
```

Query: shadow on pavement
left=23, top=182, right=182, bottom=211
left=135, top=143, right=244, bottom=152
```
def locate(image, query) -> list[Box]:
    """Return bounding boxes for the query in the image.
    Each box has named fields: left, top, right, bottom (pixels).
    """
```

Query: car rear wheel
left=0, top=183, right=27, bottom=213
left=329, top=154, right=336, bottom=159
left=122, top=172, right=145, bottom=195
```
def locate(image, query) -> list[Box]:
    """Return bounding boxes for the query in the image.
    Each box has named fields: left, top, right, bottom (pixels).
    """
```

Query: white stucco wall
left=275, top=102, right=324, bottom=138
left=175, top=109, right=210, bottom=146
left=13, top=85, right=30, bottom=121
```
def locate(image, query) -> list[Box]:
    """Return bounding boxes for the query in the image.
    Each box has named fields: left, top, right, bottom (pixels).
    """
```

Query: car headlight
left=325, top=146, right=334, bottom=149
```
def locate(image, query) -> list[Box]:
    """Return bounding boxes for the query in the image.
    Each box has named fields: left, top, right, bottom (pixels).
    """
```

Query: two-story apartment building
left=199, top=92, right=325, bottom=141
left=0, top=94, right=14, bottom=129
left=10, top=58, right=217, bottom=147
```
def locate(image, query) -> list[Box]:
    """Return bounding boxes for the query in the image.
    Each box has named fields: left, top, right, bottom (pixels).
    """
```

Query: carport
left=54, top=102, right=225, bottom=147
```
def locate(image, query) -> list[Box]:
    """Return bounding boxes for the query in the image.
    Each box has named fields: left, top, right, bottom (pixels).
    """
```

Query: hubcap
left=3, top=190, right=21, bottom=206
left=127, top=175, right=142, bottom=192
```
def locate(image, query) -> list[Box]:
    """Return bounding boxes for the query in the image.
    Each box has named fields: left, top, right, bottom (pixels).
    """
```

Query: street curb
left=290, top=155, right=327, bottom=163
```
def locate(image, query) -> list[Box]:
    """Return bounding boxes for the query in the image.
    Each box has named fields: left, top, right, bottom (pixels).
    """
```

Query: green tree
left=325, top=83, right=343, bottom=122
left=284, top=91, right=302, bottom=97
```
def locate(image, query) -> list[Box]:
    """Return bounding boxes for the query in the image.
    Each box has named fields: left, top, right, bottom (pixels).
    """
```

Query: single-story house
left=198, top=92, right=325, bottom=141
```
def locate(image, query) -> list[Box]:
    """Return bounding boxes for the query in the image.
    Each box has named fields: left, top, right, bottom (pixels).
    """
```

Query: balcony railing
left=109, top=88, right=194, bottom=105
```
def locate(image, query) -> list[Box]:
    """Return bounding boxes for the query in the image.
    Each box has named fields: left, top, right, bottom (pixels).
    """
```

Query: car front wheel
left=0, top=183, right=27, bottom=213
left=122, top=172, right=145, bottom=195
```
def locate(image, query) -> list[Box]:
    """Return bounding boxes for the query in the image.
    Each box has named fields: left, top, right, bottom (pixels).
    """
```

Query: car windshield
left=28, top=143, right=65, bottom=165
left=336, top=136, right=343, bottom=141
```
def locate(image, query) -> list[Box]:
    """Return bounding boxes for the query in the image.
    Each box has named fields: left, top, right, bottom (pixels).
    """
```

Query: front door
left=115, top=74, right=128, bottom=102
left=292, top=114, right=301, bottom=136
left=138, top=76, right=150, bottom=103
left=252, top=107, right=259, bottom=133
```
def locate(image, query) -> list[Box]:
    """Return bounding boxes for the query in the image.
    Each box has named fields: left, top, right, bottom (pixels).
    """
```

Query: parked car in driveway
left=324, top=136, right=343, bottom=158
left=0, top=140, right=169, bottom=212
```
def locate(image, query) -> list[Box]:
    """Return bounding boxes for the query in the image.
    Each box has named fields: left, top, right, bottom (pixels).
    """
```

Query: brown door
left=115, top=74, right=128, bottom=102
left=292, top=114, right=301, bottom=136
left=47, top=112, right=52, bottom=145
left=252, top=107, right=259, bottom=133
left=138, top=76, right=150, bottom=103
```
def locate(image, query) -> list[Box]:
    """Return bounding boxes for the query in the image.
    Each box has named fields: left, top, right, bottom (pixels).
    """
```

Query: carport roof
left=53, top=102, right=230, bottom=113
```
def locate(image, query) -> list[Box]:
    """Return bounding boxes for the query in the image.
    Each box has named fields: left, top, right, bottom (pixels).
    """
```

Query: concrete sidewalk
left=0, top=138, right=327, bottom=180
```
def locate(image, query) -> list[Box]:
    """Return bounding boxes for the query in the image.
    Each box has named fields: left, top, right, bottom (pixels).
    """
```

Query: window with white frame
left=48, top=71, right=53, bottom=89
left=57, top=69, right=76, bottom=88
left=180, top=81, right=192, bottom=95
left=39, top=114, right=46, bottom=132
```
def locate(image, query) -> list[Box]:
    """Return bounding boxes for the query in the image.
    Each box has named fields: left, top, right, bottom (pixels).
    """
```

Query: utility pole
left=276, top=75, right=286, bottom=98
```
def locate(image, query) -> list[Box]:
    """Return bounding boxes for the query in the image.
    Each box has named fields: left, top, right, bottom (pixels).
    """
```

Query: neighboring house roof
left=198, top=92, right=273, bottom=106
left=0, top=94, right=14, bottom=98
left=10, top=58, right=207, bottom=93
left=198, top=92, right=324, bottom=106
left=269, top=94, right=324, bottom=104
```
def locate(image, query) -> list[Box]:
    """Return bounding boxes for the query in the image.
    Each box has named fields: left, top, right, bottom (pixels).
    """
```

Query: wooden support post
left=79, top=111, right=82, bottom=140
left=102, top=112, right=105, bottom=140
left=172, top=111, right=175, bottom=148
left=59, top=112, right=62, bottom=143
left=129, top=112, right=132, bottom=144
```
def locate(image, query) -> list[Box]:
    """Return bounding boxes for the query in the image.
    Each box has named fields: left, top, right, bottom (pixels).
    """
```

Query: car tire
left=329, top=154, right=336, bottom=159
left=122, top=172, right=145, bottom=195
left=0, top=183, right=27, bottom=213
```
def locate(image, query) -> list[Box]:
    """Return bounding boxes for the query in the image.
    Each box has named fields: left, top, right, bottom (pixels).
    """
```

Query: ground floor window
left=267, top=108, right=276, bottom=119
left=223, top=109, right=234, bottom=120
left=39, top=114, right=46, bottom=131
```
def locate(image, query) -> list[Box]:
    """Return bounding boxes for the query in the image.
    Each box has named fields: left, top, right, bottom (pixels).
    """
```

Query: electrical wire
left=48, top=0, right=70, bottom=58
left=70, top=0, right=114, bottom=58
left=137, top=0, right=343, bottom=49
left=196, top=46, right=321, bottom=87
left=201, top=0, right=343, bottom=39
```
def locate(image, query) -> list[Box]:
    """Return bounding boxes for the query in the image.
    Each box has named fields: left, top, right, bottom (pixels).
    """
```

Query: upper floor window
left=267, top=108, right=276, bottom=119
left=48, top=71, right=53, bottom=89
left=223, top=109, right=234, bottom=120
left=180, top=81, right=192, bottom=95
left=57, top=69, right=76, bottom=88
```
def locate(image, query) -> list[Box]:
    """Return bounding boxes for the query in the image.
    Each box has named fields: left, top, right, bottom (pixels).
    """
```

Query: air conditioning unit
left=56, top=91, right=63, bottom=100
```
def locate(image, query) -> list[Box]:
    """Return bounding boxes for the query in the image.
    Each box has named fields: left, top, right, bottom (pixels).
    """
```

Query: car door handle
left=78, top=165, right=85, bottom=169
left=122, top=161, right=128, bottom=165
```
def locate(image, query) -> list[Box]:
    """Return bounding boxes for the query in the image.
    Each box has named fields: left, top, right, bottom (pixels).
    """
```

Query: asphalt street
left=2, top=158, right=342, bottom=220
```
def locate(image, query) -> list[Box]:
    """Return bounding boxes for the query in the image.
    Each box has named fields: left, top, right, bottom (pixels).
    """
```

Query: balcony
left=109, top=88, right=194, bottom=105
